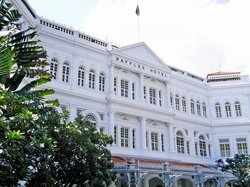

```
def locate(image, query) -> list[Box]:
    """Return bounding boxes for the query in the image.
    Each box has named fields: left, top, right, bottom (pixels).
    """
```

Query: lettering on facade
left=115, top=56, right=167, bottom=78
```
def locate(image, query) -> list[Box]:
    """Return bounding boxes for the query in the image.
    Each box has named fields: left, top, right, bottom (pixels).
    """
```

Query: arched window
left=62, top=61, right=70, bottom=82
left=215, top=103, right=222, bottom=118
left=175, top=95, right=180, bottom=111
left=197, top=101, right=201, bottom=116
left=202, top=102, right=207, bottom=117
left=170, top=93, right=173, bottom=106
left=50, top=58, right=58, bottom=80
left=176, top=131, right=184, bottom=154
left=190, top=99, right=195, bottom=114
left=99, top=72, right=105, bottom=92
left=225, top=102, right=231, bottom=117
left=89, top=69, right=95, bottom=89
left=182, top=96, right=186, bottom=112
left=78, top=66, right=85, bottom=86
left=199, top=135, right=207, bottom=156
left=85, top=114, right=96, bottom=126
left=235, top=101, right=242, bottom=117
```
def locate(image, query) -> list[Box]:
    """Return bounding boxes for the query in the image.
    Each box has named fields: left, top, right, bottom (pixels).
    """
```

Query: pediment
left=112, top=42, right=169, bottom=71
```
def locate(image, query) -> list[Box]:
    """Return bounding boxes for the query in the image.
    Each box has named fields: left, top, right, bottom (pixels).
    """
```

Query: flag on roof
left=135, top=4, right=140, bottom=16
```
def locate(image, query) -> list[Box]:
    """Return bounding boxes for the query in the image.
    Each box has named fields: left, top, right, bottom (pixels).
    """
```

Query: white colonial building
left=10, top=0, right=250, bottom=186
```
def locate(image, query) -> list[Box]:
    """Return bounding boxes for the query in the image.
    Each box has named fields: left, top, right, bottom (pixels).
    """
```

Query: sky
left=27, top=0, right=250, bottom=78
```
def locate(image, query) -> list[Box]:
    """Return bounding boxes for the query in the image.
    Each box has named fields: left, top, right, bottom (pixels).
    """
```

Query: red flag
left=135, top=4, right=140, bottom=16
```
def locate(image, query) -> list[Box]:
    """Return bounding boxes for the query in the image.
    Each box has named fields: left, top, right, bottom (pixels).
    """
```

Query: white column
left=148, top=131, right=152, bottom=151
left=168, top=123, right=174, bottom=152
left=95, top=71, right=99, bottom=91
left=84, top=68, right=89, bottom=89
left=129, top=127, right=133, bottom=149
left=189, top=129, right=196, bottom=156
left=165, top=81, right=169, bottom=109
left=158, top=132, right=161, bottom=152
left=108, top=111, right=115, bottom=138
left=109, top=64, right=114, bottom=94
left=139, top=73, right=144, bottom=101
left=117, top=77, right=121, bottom=96
left=129, top=81, right=133, bottom=100
left=69, top=104, right=77, bottom=122
left=140, top=117, right=146, bottom=149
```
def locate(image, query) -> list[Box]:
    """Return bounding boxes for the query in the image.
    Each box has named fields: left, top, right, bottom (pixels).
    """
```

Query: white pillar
left=109, top=63, right=114, bottom=94
left=139, top=73, right=144, bottom=101
left=84, top=68, right=89, bottom=89
left=140, top=117, right=146, bottom=149
left=69, top=104, right=77, bottom=122
left=108, top=111, right=115, bottom=138
left=168, top=123, right=174, bottom=152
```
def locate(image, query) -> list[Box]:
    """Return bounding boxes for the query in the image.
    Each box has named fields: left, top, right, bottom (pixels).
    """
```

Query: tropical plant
left=0, top=1, right=115, bottom=186
left=216, top=154, right=250, bottom=187
left=0, top=0, right=50, bottom=94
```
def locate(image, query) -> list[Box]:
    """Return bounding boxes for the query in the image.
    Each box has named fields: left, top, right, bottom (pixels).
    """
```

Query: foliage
left=0, top=0, right=115, bottom=186
left=216, top=154, right=250, bottom=187
left=0, top=0, right=51, bottom=94
left=0, top=90, right=115, bottom=186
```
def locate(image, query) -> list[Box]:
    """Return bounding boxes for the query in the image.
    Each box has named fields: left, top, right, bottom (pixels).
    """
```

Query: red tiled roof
left=206, top=71, right=240, bottom=78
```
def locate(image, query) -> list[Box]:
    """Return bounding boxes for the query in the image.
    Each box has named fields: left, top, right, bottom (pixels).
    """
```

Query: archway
left=176, top=178, right=193, bottom=187
left=204, top=178, right=218, bottom=187
left=149, top=177, right=164, bottom=187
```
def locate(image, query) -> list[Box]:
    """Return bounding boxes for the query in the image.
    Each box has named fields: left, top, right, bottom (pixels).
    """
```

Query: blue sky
left=27, top=0, right=250, bottom=77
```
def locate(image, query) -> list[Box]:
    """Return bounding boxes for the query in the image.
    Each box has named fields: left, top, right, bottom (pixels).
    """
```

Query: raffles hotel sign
left=114, top=56, right=168, bottom=78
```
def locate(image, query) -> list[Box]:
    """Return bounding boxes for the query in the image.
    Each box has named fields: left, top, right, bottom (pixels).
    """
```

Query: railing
left=113, top=160, right=218, bottom=174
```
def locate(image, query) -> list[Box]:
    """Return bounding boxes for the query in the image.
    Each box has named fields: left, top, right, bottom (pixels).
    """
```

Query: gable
left=112, top=42, right=169, bottom=70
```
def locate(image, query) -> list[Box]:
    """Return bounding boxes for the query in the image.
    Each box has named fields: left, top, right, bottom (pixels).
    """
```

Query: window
left=121, top=127, right=129, bottom=147
left=199, top=135, right=207, bottom=156
left=170, top=93, right=173, bottom=106
left=190, top=99, right=195, bottom=114
left=235, top=102, right=242, bottom=117
left=146, top=131, right=149, bottom=148
left=100, top=127, right=104, bottom=134
left=62, top=62, right=70, bottom=82
left=132, top=83, right=135, bottom=100
left=202, top=102, right=207, bottom=117
left=215, top=103, right=222, bottom=118
left=208, top=144, right=211, bottom=157
left=219, top=139, right=231, bottom=157
left=114, top=77, right=117, bottom=95
left=121, top=79, right=128, bottom=98
left=89, top=69, right=95, bottom=89
left=149, top=88, right=156, bottom=105
left=236, top=138, right=248, bottom=155
left=225, top=102, right=232, bottom=117
left=175, top=95, right=180, bottom=111
left=182, top=96, right=186, bottom=112
left=151, top=132, right=158, bottom=151
left=99, top=72, right=105, bottom=92
left=161, top=134, right=164, bottom=152
left=85, top=114, right=96, bottom=126
left=143, top=86, right=146, bottom=99
left=195, top=142, right=198, bottom=156
left=197, top=101, right=201, bottom=116
left=78, top=66, right=84, bottom=86
left=50, top=58, right=58, bottom=80
left=176, top=131, right=184, bottom=154
left=114, top=126, right=117, bottom=144
left=159, top=90, right=162, bottom=106
left=132, top=129, right=136, bottom=149
left=187, top=141, right=190, bottom=155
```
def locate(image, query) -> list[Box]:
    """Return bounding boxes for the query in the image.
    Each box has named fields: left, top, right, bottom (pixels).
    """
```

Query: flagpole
left=138, top=13, right=140, bottom=41
left=135, top=0, right=140, bottom=42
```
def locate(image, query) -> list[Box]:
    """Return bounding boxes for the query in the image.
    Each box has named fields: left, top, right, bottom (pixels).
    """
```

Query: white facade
left=10, top=0, right=250, bottom=186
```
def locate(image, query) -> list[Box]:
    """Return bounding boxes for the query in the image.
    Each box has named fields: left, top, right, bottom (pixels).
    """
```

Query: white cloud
left=29, top=0, right=250, bottom=77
